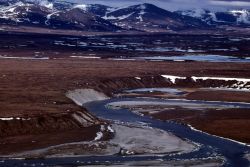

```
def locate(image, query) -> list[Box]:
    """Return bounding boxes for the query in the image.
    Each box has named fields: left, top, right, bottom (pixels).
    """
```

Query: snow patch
left=0, top=55, right=49, bottom=60
left=107, top=125, right=115, bottom=133
left=0, top=117, right=14, bottom=121
left=161, top=75, right=186, bottom=84
left=191, top=76, right=250, bottom=82
left=73, top=4, right=87, bottom=11
left=137, top=15, right=143, bottom=22
left=0, top=117, right=30, bottom=121
left=230, top=10, right=250, bottom=24
left=46, top=11, right=59, bottom=25
left=94, top=125, right=114, bottom=141
left=39, top=0, right=53, bottom=9
left=161, top=74, right=250, bottom=90
left=103, top=12, right=134, bottom=20
left=135, top=77, right=141, bottom=80
left=94, top=132, right=103, bottom=141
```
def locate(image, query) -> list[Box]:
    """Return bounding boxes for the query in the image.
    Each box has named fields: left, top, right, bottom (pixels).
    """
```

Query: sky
left=64, top=0, right=250, bottom=11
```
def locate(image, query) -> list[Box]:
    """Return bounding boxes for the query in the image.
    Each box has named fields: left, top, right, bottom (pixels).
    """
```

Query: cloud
left=210, top=0, right=250, bottom=7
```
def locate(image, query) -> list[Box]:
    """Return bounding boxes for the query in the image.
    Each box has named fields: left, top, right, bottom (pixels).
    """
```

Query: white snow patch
left=107, top=125, right=115, bottom=133
left=39, top=1, right=53, bottom=9
left=0, top=2, right=34, bottom=22
left=0, top=117, right=14, bottom=121
left=230, top=10, right=250, bottom=24
left=191, top=76, right=250, bottom=82
left=0, top=117, right=30, bottom=121
left=103, top=12, right=134, bottom=20
left=73, top=4, right=87, bottom=11
left=135, top=77, right=141, bottom=80
left=161, top=74, right=250, bottom=90
left=137, top=15, right=143, bottom=22
left=94, top=132, right=103, bottom=141
left=0, top=55, right=49, bottom=60
left=46, top=11, right=59, bottom=25
left=161, top=75, right=186, bottom=84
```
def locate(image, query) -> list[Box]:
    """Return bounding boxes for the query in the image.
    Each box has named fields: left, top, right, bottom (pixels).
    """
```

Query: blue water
left=124, top=88, right=184, bottom=95
left=135, top=55, right=250, bottom=62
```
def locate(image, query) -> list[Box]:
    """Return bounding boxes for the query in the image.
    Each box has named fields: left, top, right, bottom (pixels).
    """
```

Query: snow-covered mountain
left=229, top=10, right=250, bottom=24
left=0, top=2, right=51, bottom=25
left=0, top=1, right=121, bottom=31
left=0, top=1, right=250, bottom=32
left=177, top=9, right=250, bottom=25
left=102, top=3, right=209, bottom=32
left=48, top=7, right=120, bottom=31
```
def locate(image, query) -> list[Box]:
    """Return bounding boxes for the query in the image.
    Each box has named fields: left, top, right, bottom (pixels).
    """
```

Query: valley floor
left=0, top=58, right=250, bottom=155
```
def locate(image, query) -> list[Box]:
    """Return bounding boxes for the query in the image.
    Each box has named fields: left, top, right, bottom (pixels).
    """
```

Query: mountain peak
left=137, top=3, right=154, bottom=9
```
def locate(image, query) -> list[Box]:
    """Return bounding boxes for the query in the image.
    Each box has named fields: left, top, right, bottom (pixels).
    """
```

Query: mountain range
left=0, top=0, right=250, bottom=32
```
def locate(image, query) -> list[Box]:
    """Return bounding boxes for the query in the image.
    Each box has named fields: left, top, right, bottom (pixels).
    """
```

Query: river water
left=1, top=97, right=250, bottom=167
